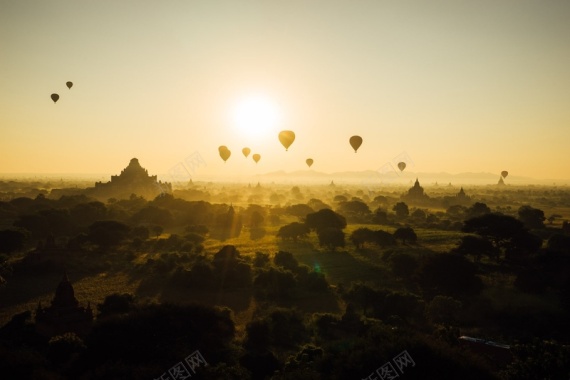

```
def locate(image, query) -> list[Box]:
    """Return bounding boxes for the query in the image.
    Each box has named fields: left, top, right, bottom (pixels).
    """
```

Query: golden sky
left=2, top=1, right=570, bottom=181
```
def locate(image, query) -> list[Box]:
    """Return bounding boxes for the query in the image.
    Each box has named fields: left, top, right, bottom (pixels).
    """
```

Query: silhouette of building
left=89, top=158, right=171, bottom=200
left=443, top=186, right=471, bottom=207
left=402, top=178, right=430, bottom=203
left=35, top=272, right=93, bottom=338
left=498, top=177, right=505, bottom=185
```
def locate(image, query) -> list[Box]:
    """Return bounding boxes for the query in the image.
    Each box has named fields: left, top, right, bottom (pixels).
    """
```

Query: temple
left=402, top=178, right=430, bottom=203
left=88, top=158, right=171, bottom=200
left=35, top=272, right=93, bottom=338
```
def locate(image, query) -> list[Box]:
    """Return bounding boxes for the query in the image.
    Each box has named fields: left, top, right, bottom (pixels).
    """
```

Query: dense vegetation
left=1, top=181, right=569, bottom=379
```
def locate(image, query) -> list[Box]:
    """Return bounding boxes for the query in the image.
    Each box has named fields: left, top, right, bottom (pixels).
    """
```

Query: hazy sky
left=2, top=1, right=570, bottom=181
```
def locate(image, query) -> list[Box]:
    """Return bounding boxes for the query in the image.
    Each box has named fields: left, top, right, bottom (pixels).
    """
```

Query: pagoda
left=90, top=158, right=171, bottom=200
left=35, top=272, right=93, bottom=338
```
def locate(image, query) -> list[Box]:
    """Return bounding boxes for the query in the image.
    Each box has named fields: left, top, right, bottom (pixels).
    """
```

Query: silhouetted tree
left=416, top=253, right=483, bottom=297
left=317, top=227, right=345, bottom=250
left=454, top=235, right=499, bottom=261
left=372, top=208, right=389, bottom=224
left=393, top=227, right=417, bottom=244
left=350, top=228, right=375, bottom=249
left=305, top=209, right=346, bottom=232
left=277, top=222, right=310, bottom=242
left=427, top=296, right=462, bottom=324
left=286, top=204, right=314, bottom=219
left=462, top=213, right=541, bottom=261
left=336, top=200, right=371, bottom=222
left=274, top=251, right=299, bottom=271
left=374, top=230, right=397, bottom=247
left=392, top=202, right=409, bottom=219
left=97, top=293, right=135, bottom=319
left=465, top=202, right=491, bottom=219
left=87, top=221, right=130, bottom=249
left=518, top=205, right=546, bottom=229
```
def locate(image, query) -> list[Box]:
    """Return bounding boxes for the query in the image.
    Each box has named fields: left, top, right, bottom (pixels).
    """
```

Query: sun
left=231, top=95, right=282, bottom=141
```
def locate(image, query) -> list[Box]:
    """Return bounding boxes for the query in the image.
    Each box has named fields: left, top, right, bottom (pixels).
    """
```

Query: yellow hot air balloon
left=242, top=147, right=251, bottom=158
left=349, top=135, right=363, bottom=152
left=252, top=153, right=261, bottom=163
left=219, top=147, right=231, bottom=162
left=278, top=130, right=295, bottom=151
left=501, top=170, right=508, bottom=178
left=397, top=162, right=406, bottom=172
left=66, top=81, right=73, bottom=89
left=306, top=158, right=313, bottom=168
left=218, top=145, right=228, bottom=152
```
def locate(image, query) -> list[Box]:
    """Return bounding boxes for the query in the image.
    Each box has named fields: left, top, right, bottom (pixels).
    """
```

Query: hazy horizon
left=2, top=1, right=570, bottom=180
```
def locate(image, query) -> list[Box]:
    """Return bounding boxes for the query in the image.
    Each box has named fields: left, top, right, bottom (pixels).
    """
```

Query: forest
left=1, top=179, right=569, bottom=379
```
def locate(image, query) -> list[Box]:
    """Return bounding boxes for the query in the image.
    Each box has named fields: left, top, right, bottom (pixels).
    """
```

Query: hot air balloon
left=501, top=171, right=508, bottom=178
left=218, top=145, right=228, bottom=152
left=349, top=135, right=362, bottom=152
left=242, top=147, right=251, bottom=158
left=252, top=154, right=261, bottom=163
left=398, top=162, right=406, bottom=172
left=51, top=93, right=59, bottom=103
left=66, top=81, right=73, bottom=89
left=306, top=158, right=313, bottom=168
left=219, top=147, right=231, bottom=162
left=278, top=130, right=295, bottom=151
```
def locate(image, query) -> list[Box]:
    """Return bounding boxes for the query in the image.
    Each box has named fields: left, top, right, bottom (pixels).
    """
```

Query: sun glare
left=231, top=95, right=282, bottom=141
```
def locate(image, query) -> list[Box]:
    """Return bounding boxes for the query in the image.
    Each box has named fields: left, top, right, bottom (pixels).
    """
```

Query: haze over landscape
left=2, top=2, right=570, bottom=380
left=2, top=1, right=570, bottom=181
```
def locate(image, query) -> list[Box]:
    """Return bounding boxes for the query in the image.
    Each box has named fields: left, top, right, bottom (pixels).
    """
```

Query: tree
left=249, top=210, right=264, bottom=228
left=87, top=220, right=130, bottom=249
left=277, top=222, right=310, bottom=242
left=285, top=204, right=314, bottom=219
left=151, top=225, right=163, bottom=240
left=97, top=293, right=136, bottom=319
left=411, top=208, right=426, bottom=222
left=393, top=227, right=417, bottom=244
left=274, top=251, right=299, bottom=271
left=305, top=209, right=347, bottom=232
left=465, top=202, right=491, bottom=219
left=392, top=202, right=409, bottom=219
left=462, top=213, right=542, bottom=261
left=336, top=200, right=371, bottom=221
left=0, top=230, right=25, bottom=254
left=374, top=230, right=397, bottom=247
left=372, top=208, right=389, bottom=224
left=307, top=198, right=331, bottom=211
left=416, top=253, right=483, bottom=297
left=317, top=227, right=345, bottom=250
left=350, top=228, right=376, bottom=249
left=518, top=205, right=546, bottom=229
left=454, top=235, right=498, bottom=261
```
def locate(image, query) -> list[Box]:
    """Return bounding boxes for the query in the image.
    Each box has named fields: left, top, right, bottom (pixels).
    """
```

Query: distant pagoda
left=35, top=272, right=93, bottom=338
left=498, top=177, right=505, bottom=185
left=402, top=178, right=430, bottom=203
left=89, top=158, right=171, bottom=200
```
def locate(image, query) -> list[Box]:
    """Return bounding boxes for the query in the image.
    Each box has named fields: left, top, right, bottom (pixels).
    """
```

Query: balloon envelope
left=306, top=158, right=313, bottom=168
left=398, top=162, right=406, bottom=171
left=278, top=130, right=295, bottom=151
left=501, top=171, right=508, bottom=178
left=252, top=154, right=261, bottom=163
left=242, top=147, right=251, bottom=158
left=219, top=148, right=231, bottom=162
left=349, top=135, right=363, bottom=152
left=66, top=81, right=73, bottom=89
left=51, top=93, right=59, bottom=103
left=218, top=145, right=228, bottom=152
